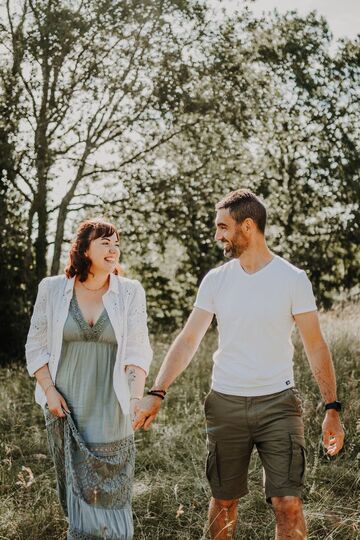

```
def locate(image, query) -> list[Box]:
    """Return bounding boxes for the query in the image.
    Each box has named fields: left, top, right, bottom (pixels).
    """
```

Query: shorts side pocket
left=206, top=439, right=221, bottom=489
left=204, top=390, right=213, bottom=414
left=290, top=388, right=304, bottom=415
left=289, top=434, right=306, bottom=486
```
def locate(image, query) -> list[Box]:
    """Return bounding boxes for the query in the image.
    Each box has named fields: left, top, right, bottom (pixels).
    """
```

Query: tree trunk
left=34, top=190, right=48, bottom=282
left=33, top=126, right=49, bottom=280
left=50, top=149, right=91, bottom=275
left=33, top=39, right=51, bottom=280
left=51, top=200, right=68, bottom=276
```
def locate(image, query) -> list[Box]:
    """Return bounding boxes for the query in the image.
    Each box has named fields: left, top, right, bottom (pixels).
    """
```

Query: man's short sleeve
left=194, top=271, right=215, bottom=314
left=291, top=271, right=317, bottom=315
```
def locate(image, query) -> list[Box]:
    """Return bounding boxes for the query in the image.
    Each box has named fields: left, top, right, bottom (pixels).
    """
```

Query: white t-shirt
left=194, top=255, right=317, bottom=396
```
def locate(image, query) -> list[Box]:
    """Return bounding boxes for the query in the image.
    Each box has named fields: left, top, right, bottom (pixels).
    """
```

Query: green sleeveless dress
left=44, top=293, right=135, bottom=540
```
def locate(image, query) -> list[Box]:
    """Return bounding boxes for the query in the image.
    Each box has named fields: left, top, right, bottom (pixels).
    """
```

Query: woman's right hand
left=46, top=386, right=70, bottom=417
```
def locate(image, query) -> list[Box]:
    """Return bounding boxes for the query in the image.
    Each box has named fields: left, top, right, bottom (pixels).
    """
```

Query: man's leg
left=271, top=496, right=307, bottom=540
left=204, top=391, right=253, bottom=539
left=253, top=389, right=307, bottom=539
left=208, top=497, right=239, bottom=540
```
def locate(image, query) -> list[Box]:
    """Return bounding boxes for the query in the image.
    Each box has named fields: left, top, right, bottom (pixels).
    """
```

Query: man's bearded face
left=214, top=209, right=249, bottom=258
left=222, top=230, right=249, bottom=258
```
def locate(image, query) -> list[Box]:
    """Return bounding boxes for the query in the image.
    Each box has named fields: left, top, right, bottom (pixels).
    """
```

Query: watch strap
left=325, top=400, right=342, bottom=412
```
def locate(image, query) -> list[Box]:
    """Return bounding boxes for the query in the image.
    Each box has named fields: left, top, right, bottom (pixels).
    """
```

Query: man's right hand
left=47, top=387, right=70, bottom=417
left=133, top=395, right=163, bottom=431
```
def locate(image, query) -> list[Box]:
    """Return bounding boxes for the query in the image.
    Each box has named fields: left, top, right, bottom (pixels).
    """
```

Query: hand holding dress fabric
left=46, top=386, right=70, bottom=417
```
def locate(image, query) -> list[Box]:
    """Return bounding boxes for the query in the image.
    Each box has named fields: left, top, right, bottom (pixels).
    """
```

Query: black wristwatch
left=325, top=400, right=342, bottom=412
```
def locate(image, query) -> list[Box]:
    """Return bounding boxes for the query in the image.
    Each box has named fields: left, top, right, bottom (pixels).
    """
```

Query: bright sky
left=221, top=0, right=360, bottom=40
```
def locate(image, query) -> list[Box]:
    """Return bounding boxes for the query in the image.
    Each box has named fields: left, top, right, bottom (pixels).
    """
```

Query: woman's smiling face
left=85, top=232, right=120, bottom=274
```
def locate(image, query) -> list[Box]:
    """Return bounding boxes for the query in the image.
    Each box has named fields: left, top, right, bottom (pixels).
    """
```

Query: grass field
left=0, top=304, right=359, bottom=539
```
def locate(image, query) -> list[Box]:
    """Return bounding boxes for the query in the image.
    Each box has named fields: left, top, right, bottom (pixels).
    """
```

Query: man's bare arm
left=133, top=307, right=213, bottom=430
left=294, top=311, right=344, bottom=456
left=153, top=308, right=213, bottom=390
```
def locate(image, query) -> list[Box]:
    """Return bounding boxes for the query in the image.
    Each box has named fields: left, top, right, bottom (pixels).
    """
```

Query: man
left=134, top=189, right=344, bottom=540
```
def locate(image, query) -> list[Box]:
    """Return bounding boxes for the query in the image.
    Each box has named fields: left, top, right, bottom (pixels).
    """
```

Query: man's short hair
left=216, top=189, right=267, bottom=234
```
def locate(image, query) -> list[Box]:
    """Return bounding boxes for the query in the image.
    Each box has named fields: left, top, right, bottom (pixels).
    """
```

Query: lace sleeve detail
left=123, top=280, right=152, bottom=374
left=25, top=278, right=50, bottom=376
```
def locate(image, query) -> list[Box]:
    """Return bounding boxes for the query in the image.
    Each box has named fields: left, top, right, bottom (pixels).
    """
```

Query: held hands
left=322, top=410, right=345, bottom=456
left=46, top=386, right=70, bottom=417
left=132, top=395, right=163, bottom=431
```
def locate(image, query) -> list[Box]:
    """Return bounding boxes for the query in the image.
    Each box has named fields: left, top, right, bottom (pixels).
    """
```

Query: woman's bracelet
left=130, top=397, right=142, bottom=401
left=44, top=382, right=55, bottom=395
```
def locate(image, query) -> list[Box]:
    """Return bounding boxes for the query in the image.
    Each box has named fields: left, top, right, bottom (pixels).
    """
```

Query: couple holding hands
left=26, top=189, right=344, bottom=540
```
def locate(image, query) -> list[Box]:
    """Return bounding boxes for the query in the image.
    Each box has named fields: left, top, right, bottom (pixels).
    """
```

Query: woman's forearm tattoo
left=127, top=368, right=136, bottom=391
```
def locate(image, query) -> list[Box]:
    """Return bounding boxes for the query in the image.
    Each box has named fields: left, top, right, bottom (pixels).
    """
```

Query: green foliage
left=0, top=2, right=35, bottom=364
left=0, top=181, right=33, bottom=364
left=0, top=306, right=359, bottom=539
left=132, top=261, right=191, bottom=334
left=250, top=14, right=360, bottom=306
left=0, top=2, right=359, bottom=343
left=0, top=0, right=208, bottom=279
left=113, top=9, right=359, bottom=323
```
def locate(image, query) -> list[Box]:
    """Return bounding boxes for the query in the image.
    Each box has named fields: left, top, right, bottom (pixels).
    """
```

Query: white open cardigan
left=25, top=273, right=153, bottom=414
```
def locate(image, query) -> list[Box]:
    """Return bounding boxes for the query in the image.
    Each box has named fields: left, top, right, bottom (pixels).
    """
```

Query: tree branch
left=118, top=121, right=198, bottom=168
left=7, top=176, right=32, bottom=203
left=14, top=169, right=36, bottom=196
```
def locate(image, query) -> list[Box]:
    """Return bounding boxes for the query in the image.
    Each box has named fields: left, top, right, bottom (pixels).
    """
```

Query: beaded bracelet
left=44, top=382, right=55, bottom=395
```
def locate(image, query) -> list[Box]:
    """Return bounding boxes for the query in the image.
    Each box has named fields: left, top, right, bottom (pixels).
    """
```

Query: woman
left=25, top=219, right=152, bottom=540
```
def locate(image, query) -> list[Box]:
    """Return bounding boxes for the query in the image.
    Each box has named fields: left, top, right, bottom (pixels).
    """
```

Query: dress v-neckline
left=72, top=292, right=107, bottom=331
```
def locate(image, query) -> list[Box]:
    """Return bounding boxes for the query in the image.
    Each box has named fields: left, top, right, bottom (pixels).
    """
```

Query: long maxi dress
left=44, top=292, right=135, bottom=540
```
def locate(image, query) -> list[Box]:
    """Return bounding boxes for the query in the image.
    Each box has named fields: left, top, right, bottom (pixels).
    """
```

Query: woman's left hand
left=130, top=398, right=140, bottom=429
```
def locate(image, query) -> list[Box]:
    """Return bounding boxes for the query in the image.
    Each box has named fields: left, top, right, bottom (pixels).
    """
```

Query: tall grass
left=0, top=305, right=359, bottom=539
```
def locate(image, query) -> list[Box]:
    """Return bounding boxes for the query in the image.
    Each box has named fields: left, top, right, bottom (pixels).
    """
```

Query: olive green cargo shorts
left=204, top=388, right=305, bottom=502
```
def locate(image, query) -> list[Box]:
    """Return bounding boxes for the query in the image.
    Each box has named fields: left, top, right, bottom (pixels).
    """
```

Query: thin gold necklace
left=80, top=278, right=108, bottom=292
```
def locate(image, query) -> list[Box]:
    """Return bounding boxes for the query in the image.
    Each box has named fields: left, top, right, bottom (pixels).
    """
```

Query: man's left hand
left=322, top=411, right=345, bottom=456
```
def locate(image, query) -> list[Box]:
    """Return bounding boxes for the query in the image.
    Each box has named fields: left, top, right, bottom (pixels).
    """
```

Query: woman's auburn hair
left=65, top=219, right=121, bottom=282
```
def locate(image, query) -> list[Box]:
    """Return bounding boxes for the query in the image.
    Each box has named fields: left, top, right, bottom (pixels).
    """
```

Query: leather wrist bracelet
left=147, top=390, right=166, bottom=400
left=150, top=388, right=166, bottom=396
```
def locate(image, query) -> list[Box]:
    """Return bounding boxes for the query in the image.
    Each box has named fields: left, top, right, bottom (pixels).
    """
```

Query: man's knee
left=211, top=497, right=239, bottom=511
left=271, top=496, right=302, bottom=517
